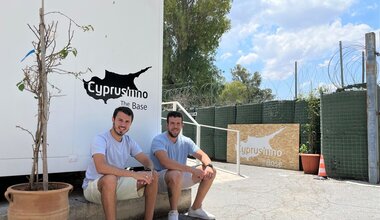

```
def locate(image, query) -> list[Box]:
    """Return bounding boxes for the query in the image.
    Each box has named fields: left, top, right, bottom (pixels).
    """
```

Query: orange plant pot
left=4, top=182, right=73, bottom=220
left=300, top=153, right=320, bottom=175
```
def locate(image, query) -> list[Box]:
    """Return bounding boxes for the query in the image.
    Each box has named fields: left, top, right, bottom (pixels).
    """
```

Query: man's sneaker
left=168, top=210, right=179, bottom=220
left=188, top=207, right=215, bottom=219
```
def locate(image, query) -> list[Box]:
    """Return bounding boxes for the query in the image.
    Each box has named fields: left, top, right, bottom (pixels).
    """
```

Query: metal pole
left=236, top=131, right=240, bottom=176
left=339, top=41, right=344, bottom=88
left=196, top=125, right=201, bottom=150
left=365, top=32, right=379, bottom=184
left=295, top=61, right=297, bottom=99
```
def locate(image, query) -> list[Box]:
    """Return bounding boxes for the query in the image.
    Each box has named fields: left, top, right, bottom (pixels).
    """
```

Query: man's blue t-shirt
left=82, top=130, right=142, bottom=189
left=151, top=131, right=200, bottom=171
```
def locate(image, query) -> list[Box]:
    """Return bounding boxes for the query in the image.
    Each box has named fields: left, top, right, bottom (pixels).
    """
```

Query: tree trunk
left=39, top=0, right=49, bottom=191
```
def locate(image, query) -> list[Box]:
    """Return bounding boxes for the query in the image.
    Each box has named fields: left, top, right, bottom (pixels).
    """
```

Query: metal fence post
left=236, top=131, right=240, bottom=176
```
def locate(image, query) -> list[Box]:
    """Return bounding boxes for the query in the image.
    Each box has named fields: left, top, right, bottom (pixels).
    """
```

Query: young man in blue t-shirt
left=83, top=107, right=158, bottom=220
left=151, top=111, right=216, bottom=220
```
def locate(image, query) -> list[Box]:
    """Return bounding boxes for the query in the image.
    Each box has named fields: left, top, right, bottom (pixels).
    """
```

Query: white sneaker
left=168, top=210, right=179, bottom=220
left=188, top=207, right=215, bottom=219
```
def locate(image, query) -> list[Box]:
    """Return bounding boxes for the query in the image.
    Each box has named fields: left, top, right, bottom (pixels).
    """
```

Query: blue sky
left=215, top=0, right=380, bottom=100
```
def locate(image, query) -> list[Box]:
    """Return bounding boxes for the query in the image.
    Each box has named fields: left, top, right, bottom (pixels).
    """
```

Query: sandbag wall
left=214, top=106, right=236, bottom=161
left=294, top=100, right=309, bottom=147
left=182, top=111, right=196, bottom=142
left=236, top=103, right=262, bottom=124
left=321, top=90, right=377, bottom=181
left=196, top=107, right=215, bottom=158
left=262, top=100, right=295, bottom=123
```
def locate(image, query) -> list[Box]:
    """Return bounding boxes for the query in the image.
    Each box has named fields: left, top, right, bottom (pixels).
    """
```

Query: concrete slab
left=199, top=161, right=380, bottom=220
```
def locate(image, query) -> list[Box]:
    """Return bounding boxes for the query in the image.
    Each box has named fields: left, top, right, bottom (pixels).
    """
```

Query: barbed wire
left=327, top=42, right=367, bottom=88
left=162, top=82, right=221, bottom=108
left=294, top=40, right=379, bottom=98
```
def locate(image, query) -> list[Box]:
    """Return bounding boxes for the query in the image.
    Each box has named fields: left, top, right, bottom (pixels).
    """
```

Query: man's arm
left=134, top=152, right=154, bottom=171
left=154, top=150, right=204, bottom=178
left=93, top=153, right=150, bottom=182
left=192, top=149, right=215, bottom=180
left=192, top=149, right=212, bottom=167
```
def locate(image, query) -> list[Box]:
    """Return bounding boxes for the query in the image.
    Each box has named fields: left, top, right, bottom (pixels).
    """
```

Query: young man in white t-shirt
left=151, top=111, right=216, bottom=220
left=83, top=107, right=158, bottom=220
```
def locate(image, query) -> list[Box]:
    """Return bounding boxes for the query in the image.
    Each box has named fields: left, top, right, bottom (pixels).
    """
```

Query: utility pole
left=365, top=32, right=379, bottom=184
left=294, top=61, right=297, bottom=100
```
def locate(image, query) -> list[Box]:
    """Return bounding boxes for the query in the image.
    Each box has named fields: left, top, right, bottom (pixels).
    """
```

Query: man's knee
left=98, top=174, right=118, bottom=192
left=165, top=170, right=183, bottom=187
left=202, top=167, right=217, bottom=183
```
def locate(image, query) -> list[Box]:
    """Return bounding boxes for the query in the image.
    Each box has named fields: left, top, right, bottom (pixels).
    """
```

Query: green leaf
left=299, top=144, right=310, bottom=153
left=72, top=48, right=78, bottom=57
left=16, top=81, right=25, bottom=91
left=82, top=25, right=94, bottom=32
left=60, top=49, right=69, bottom=59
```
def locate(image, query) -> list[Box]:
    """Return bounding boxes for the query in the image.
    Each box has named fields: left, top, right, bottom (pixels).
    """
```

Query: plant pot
left=299, top=153, right=320, bottom=175
left=4, top=182, right=73, bottom=220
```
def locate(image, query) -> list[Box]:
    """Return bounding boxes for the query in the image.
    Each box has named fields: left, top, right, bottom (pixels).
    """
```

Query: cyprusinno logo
left=83, top=66, right=151, bottom=104
left=239, top=127, right=285, bottom=159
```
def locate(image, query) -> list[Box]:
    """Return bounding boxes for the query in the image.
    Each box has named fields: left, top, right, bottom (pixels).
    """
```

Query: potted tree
left=4, top=1, right=92, bottom=219
left=299, top=91, right=321, bottom=174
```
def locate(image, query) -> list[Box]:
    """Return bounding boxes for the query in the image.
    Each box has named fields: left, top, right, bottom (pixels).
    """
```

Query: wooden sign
left=227, top=124, right=299, bottom=170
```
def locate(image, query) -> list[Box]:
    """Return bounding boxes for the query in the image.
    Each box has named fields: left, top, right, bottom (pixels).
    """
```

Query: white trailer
left=0, top=0, right=163, bottom=176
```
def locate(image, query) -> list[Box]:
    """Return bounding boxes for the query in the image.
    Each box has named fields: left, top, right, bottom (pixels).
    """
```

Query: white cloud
left=366, top=3, right=378, bottom=10
left=301, top=81, right=311, bottom=88
left=227, top=0, right=355, bottom=31
left=236, top=53, right=258, bottom=65
left=318, top=82, right=337, bottom=93
left=318, top=59, right=330, bottom=67
left=238, top=22, right=260, bottom=37
left=220, top=52, right=232, bottom=60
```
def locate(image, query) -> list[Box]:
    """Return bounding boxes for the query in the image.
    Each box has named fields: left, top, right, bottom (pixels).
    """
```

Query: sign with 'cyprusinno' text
left=227, top=124, right=299, bottom=170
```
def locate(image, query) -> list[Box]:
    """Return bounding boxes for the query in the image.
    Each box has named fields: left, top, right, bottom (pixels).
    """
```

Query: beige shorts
left=157, top=169, right=197, bottom=193
left=83, top=176, right=145, bottom=204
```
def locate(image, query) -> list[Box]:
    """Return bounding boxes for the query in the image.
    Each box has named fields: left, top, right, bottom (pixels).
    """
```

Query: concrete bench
left=68, top=188, right=191, bottom=219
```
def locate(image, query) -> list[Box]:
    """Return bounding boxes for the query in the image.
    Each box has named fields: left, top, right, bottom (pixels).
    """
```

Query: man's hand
left=191, top=167, right=206, bottom=180
left=132, top=170, right=154, bottom=185
left=202, top=165, right=215, bottom=180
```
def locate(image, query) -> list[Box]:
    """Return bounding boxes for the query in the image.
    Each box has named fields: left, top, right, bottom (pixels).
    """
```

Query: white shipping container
left=0, top=0, right=163, bottom=176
